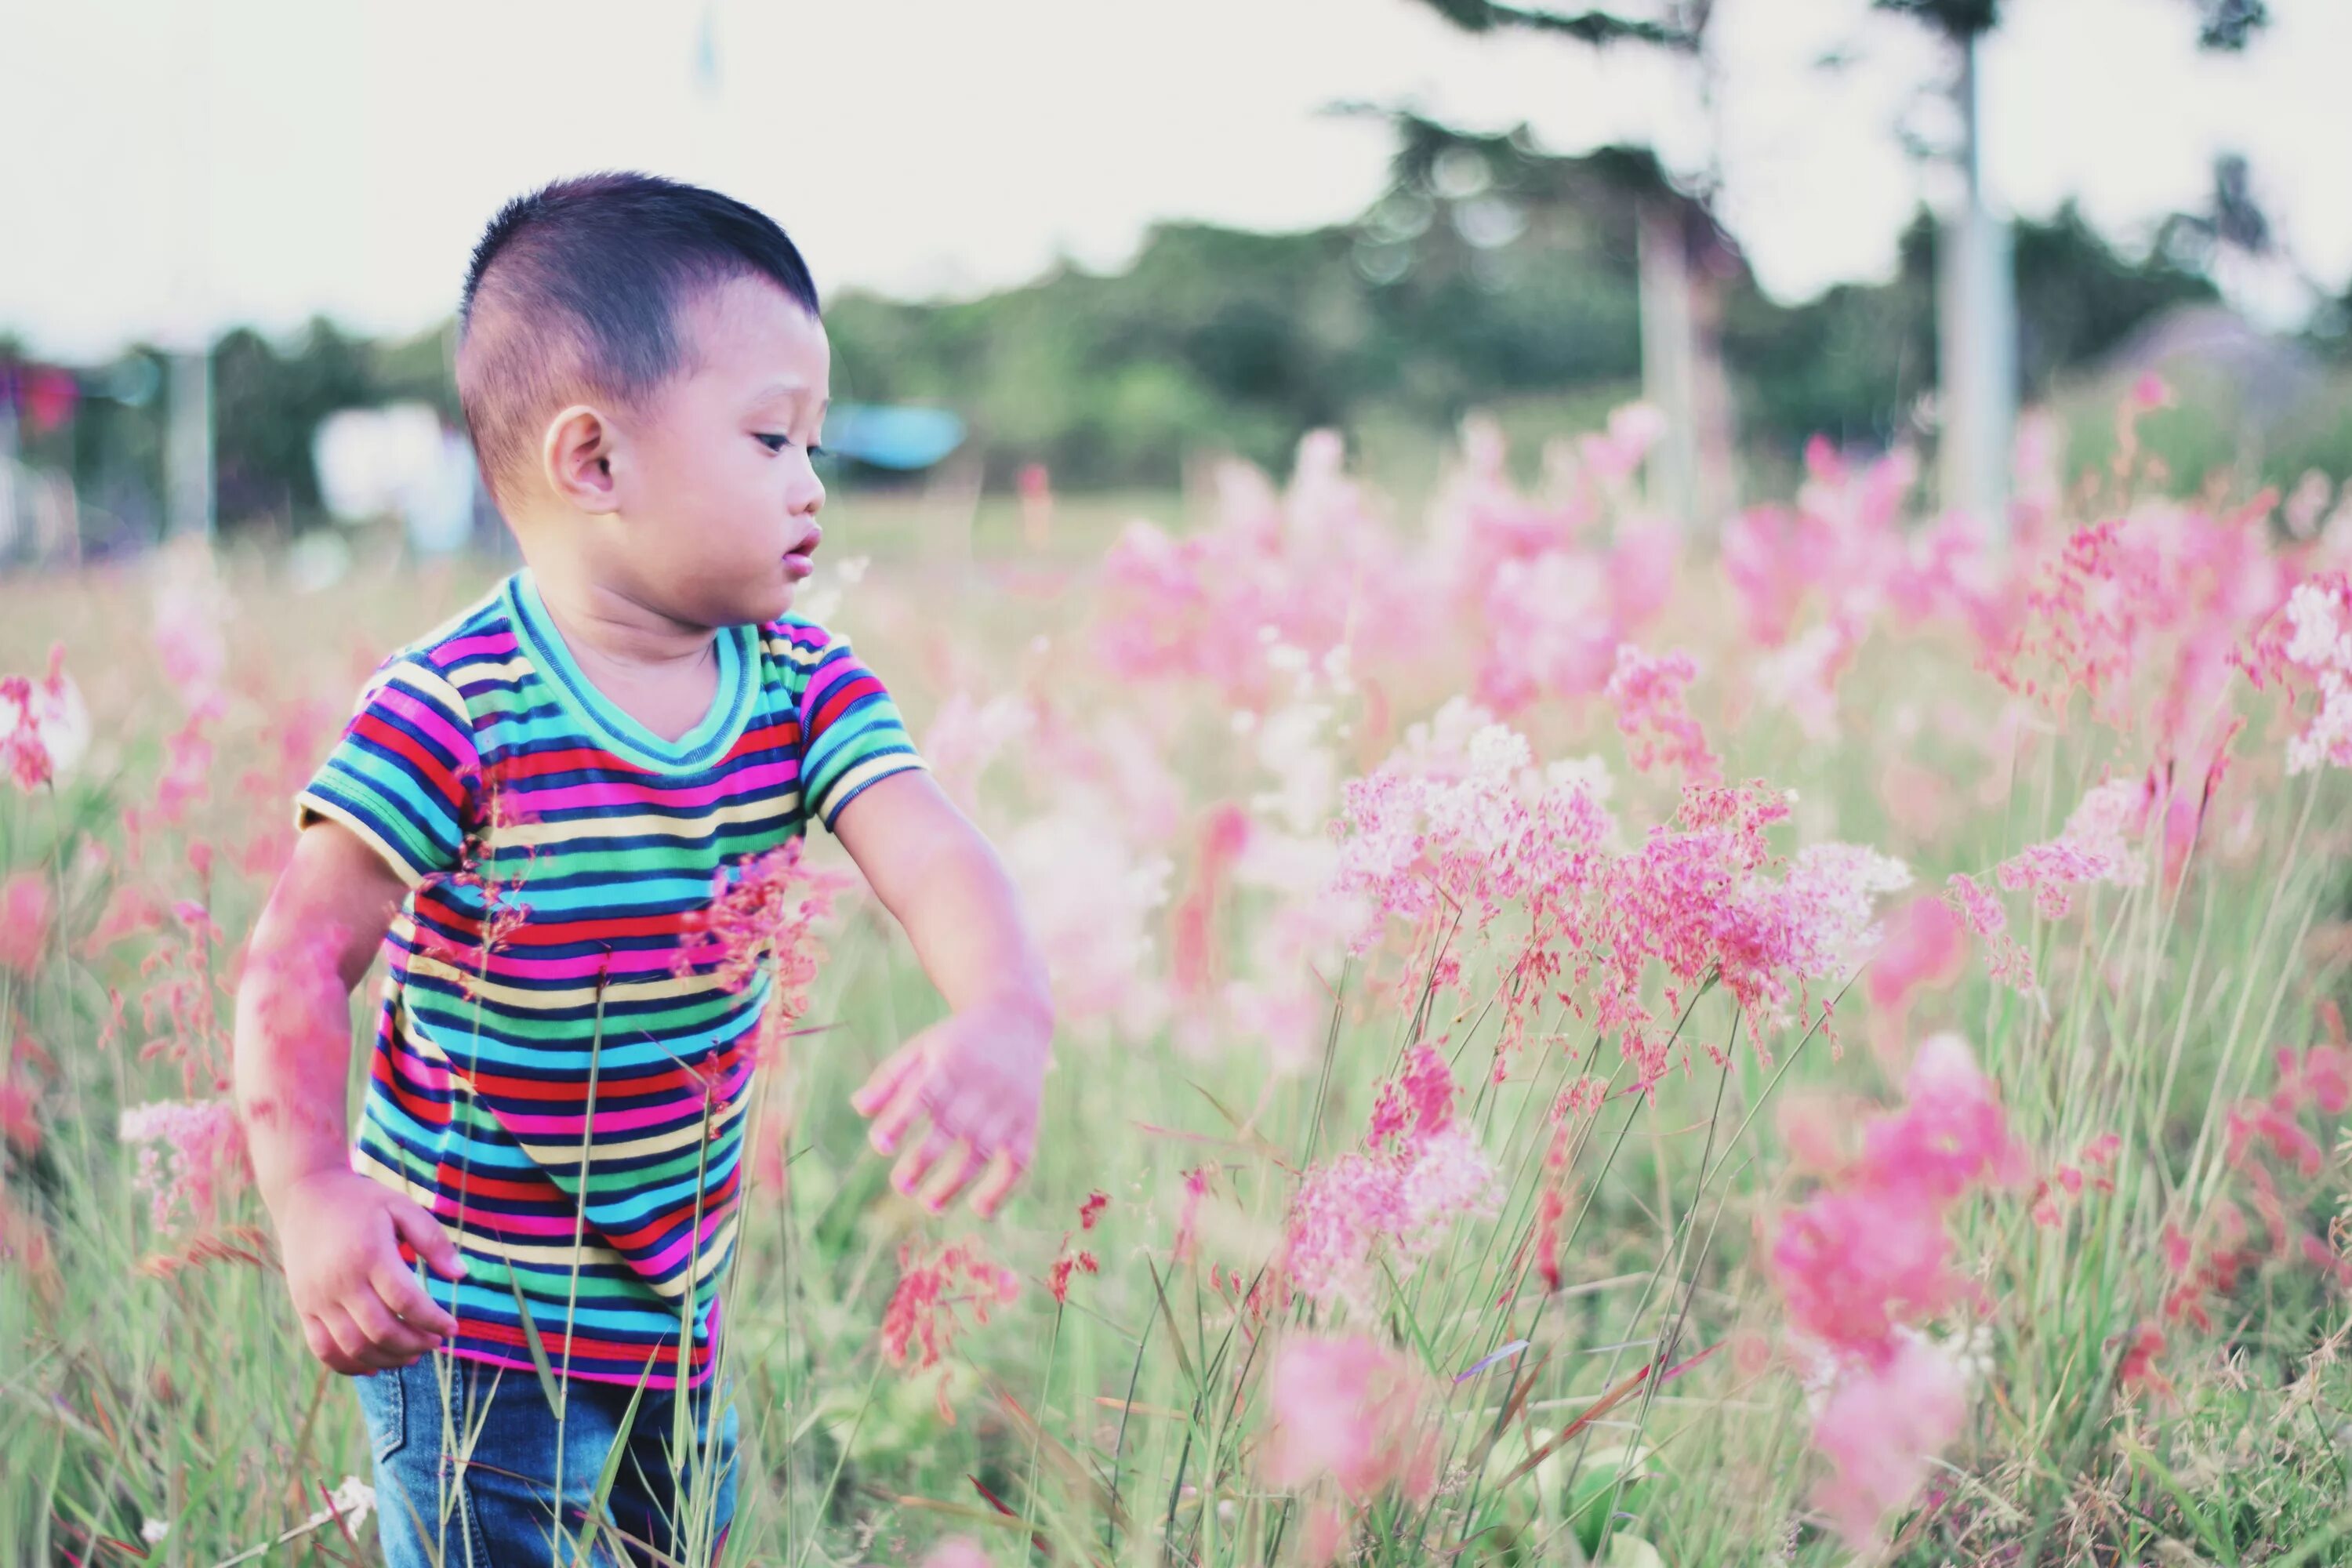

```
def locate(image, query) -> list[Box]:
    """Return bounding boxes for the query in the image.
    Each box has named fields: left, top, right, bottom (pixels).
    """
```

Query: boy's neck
left=525, top=562, right=717, bottom=677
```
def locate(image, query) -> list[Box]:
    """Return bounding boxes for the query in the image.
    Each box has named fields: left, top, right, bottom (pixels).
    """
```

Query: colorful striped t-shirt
left=296, top=570, right=925, bottom=1388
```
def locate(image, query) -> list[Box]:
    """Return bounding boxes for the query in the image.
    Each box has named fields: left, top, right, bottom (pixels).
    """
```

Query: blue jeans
left=353, top=1354, right=739, bottom=1566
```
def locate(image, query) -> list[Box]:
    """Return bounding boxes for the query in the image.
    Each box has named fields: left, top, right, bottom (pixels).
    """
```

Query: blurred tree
left=1396, top=0, right=1738, bottom=528
left=38, top=124, right=2300, bottom=528
left=1406, top=0, right=1696, bottom=48
left=1875, top=0, right=2270, bottom=534
left=211, top=318, right=374, bottom=521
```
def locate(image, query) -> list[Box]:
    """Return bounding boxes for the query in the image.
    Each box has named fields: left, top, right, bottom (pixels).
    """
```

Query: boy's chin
left=717, top=581, right=796, bottom=627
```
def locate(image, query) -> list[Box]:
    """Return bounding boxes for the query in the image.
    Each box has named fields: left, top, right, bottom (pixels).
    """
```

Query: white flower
left=327, top=1475, right=376, bottom=1526
left=140, top=1519, right=169, bottom=1544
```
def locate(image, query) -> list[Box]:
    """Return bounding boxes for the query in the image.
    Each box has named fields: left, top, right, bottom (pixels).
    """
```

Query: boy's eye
left=755, top=434, right=828, bottom=460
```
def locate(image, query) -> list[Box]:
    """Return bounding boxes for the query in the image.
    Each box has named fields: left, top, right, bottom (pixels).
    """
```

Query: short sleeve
left=797, top=633, right=927, bottom=830
left=295, top=659, right=478, bottom=886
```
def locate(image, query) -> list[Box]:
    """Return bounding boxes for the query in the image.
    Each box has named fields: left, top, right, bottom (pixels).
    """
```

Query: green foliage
left=1403, top=0, right=1699, bottom=49
left=7, top=121, right=2300, bottom=528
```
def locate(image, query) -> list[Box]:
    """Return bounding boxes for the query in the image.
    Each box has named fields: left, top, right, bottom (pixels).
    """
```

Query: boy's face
left=601, top=274, right=831, bottom=629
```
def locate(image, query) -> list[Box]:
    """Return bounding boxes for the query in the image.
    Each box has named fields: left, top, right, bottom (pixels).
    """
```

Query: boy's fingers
left=967, top=1147, right=1025, bottom=1219
left=850, top=1046, right=924, bottom=1118
left=320, top=1305, right=381, bottom=1373
left=372, top=1261, right=459, bottom=1340
left=915, top=1139, right=980, bottom=1214
left=388, top=1200, right=468, bottom=1281
left=302, top=1313, right=354, bottom=1375
left=348, top=1289, right=437, bottom=1361
left=889, top=1124, right=950, bottom=1196
left=868, top=1073, right=932, bottom=1156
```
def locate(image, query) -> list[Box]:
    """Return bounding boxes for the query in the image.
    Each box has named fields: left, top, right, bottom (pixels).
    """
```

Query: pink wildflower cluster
left=1944, top=872, right=2034, bottom=993
left=1604, top=644, right=1718, bottom=782
left=2264, top=574, right=2352, bottom=774
left=1093, top=431, right=1423, bottom=706
left=1283, top=1043, right=1498, bottom=1312
left=1592, top=786, right=1907, bottom=1080
left=2004, top=495, right=2288, bottom=739
left=0, top=873, right=53, bottom=975
left=1722, top=439, right=2023, bottom=662
left=1047, top=1189, right=1108, bottom=1305
left=1864, top=896, right=1968, bottom=1055
left=1332, top=717, right=1611, bottom=953
left=1335, top=712, right=1911, bottom=1086
left=1751, top=620, right=1857, bottom=741
left=671, top=839, right=852, bottom=1007
left=1427, top=412, right=1679, bottom=713
left=2031, top=1132, right=2121, bottom=1228
left=1994, top=777, right=2147, bottom=920
left=1769, top=1034, right=2024, bottom=1547
left=0, top=644, right=85, bottom=793
left=879, top=1236, right=1022, bottom=1423
left=1262, top=1332, right=1439, bottom=1502
left=117, top=1098, right=247, bottom=1231
left=2124, top=1030, right=2352, bottom=1396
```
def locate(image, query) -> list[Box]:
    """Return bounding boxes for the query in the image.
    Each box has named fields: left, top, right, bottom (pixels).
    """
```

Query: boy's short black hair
left=456, top=171, right=821, bottom=506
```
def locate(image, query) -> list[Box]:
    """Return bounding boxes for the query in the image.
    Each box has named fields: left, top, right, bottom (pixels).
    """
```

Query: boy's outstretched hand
left=851, top=997, right=1050, bottom=1218
left=832, top=770, right=1057, bottom=1221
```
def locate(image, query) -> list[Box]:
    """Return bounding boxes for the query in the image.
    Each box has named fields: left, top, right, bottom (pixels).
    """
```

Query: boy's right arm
left=232, top=821, right=469, bottom=1374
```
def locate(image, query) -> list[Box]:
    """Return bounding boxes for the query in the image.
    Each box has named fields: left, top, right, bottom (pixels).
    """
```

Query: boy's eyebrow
left=747, top=380, right=829, bottom=413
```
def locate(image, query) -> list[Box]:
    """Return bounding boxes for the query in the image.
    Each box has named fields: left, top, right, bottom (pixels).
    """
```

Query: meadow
left=5, top=389, right=2352, bottom=1566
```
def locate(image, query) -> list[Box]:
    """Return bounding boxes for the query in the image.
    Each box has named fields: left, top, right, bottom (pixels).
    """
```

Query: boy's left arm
left=831, top=768, right=1054, bottom=1218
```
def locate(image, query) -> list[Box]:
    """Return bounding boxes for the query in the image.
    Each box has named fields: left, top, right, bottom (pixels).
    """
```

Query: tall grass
left=3, top=430, right=2350, bottom=1566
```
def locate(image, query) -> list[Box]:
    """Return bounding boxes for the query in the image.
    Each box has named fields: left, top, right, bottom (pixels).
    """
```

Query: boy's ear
left=541, top=405, right=621, bottom=514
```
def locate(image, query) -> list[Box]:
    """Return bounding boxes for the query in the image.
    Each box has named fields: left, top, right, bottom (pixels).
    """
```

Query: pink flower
left=1866, top=895, right=1967, bottom=1043
left=1944, top=873, right=2034, bottom=992
left=1809, top=1333, right=1969, bottom=1548
left=1368, top=1042, right=1456, bottom=1147
left=2115, top=1323, right=2172, bottom=1399
left=1770, top=1036, right=2014, bottom=1545
left=670, top=840, right=851, bottom=1006
left=880, top=1237, right=1020, bottom=1423
left=1047, top=1248, right=1099, bottom=1305
left=1285, top=1152, right=1413, bottom=1311
left=0, top=645, right=85, bottom=793
left=1263, top=1334, right=1438, bottom=1500
left=918, top=1537, right=996, bottom=1568
left=1604, top=644, right=1719, bottom=782
left=117, top=1098, right=247, bottom=1230
left=1773, top=1185, right=1958, bottom=1348
left=1861, top=1033, right=2028, bottom=1200
left=1285, top=1050, right=1498, bottom=1309
left=1994, top=779, right=2145, bottom=920
left=1753, top=622, right=1854, bottom=741
left=1173, top=1165, right=1211, bottom=1263
left=0, top=873, right=53, bottom=975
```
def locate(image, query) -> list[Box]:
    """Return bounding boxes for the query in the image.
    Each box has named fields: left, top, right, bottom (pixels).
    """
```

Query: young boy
left=231, top=172, right=1054, bottom=1565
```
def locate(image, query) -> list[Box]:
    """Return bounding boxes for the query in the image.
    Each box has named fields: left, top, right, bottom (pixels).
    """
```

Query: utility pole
left=166, top=346, right=215, bottom=540
left=1936, top=33, right=2016, bottom=543
left=1637, top=197, right=1700, bottom=524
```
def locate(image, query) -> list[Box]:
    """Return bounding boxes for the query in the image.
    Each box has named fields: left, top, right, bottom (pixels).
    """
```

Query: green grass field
left=5, top=437, right=2352, bottom=1567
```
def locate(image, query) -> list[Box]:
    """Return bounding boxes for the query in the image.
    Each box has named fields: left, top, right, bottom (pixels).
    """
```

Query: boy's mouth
left=782, top=527, right=822, bottom=580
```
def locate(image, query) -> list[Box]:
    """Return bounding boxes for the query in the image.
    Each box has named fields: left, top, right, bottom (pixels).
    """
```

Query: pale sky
left=3, top=0, right=2347, bottom=361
